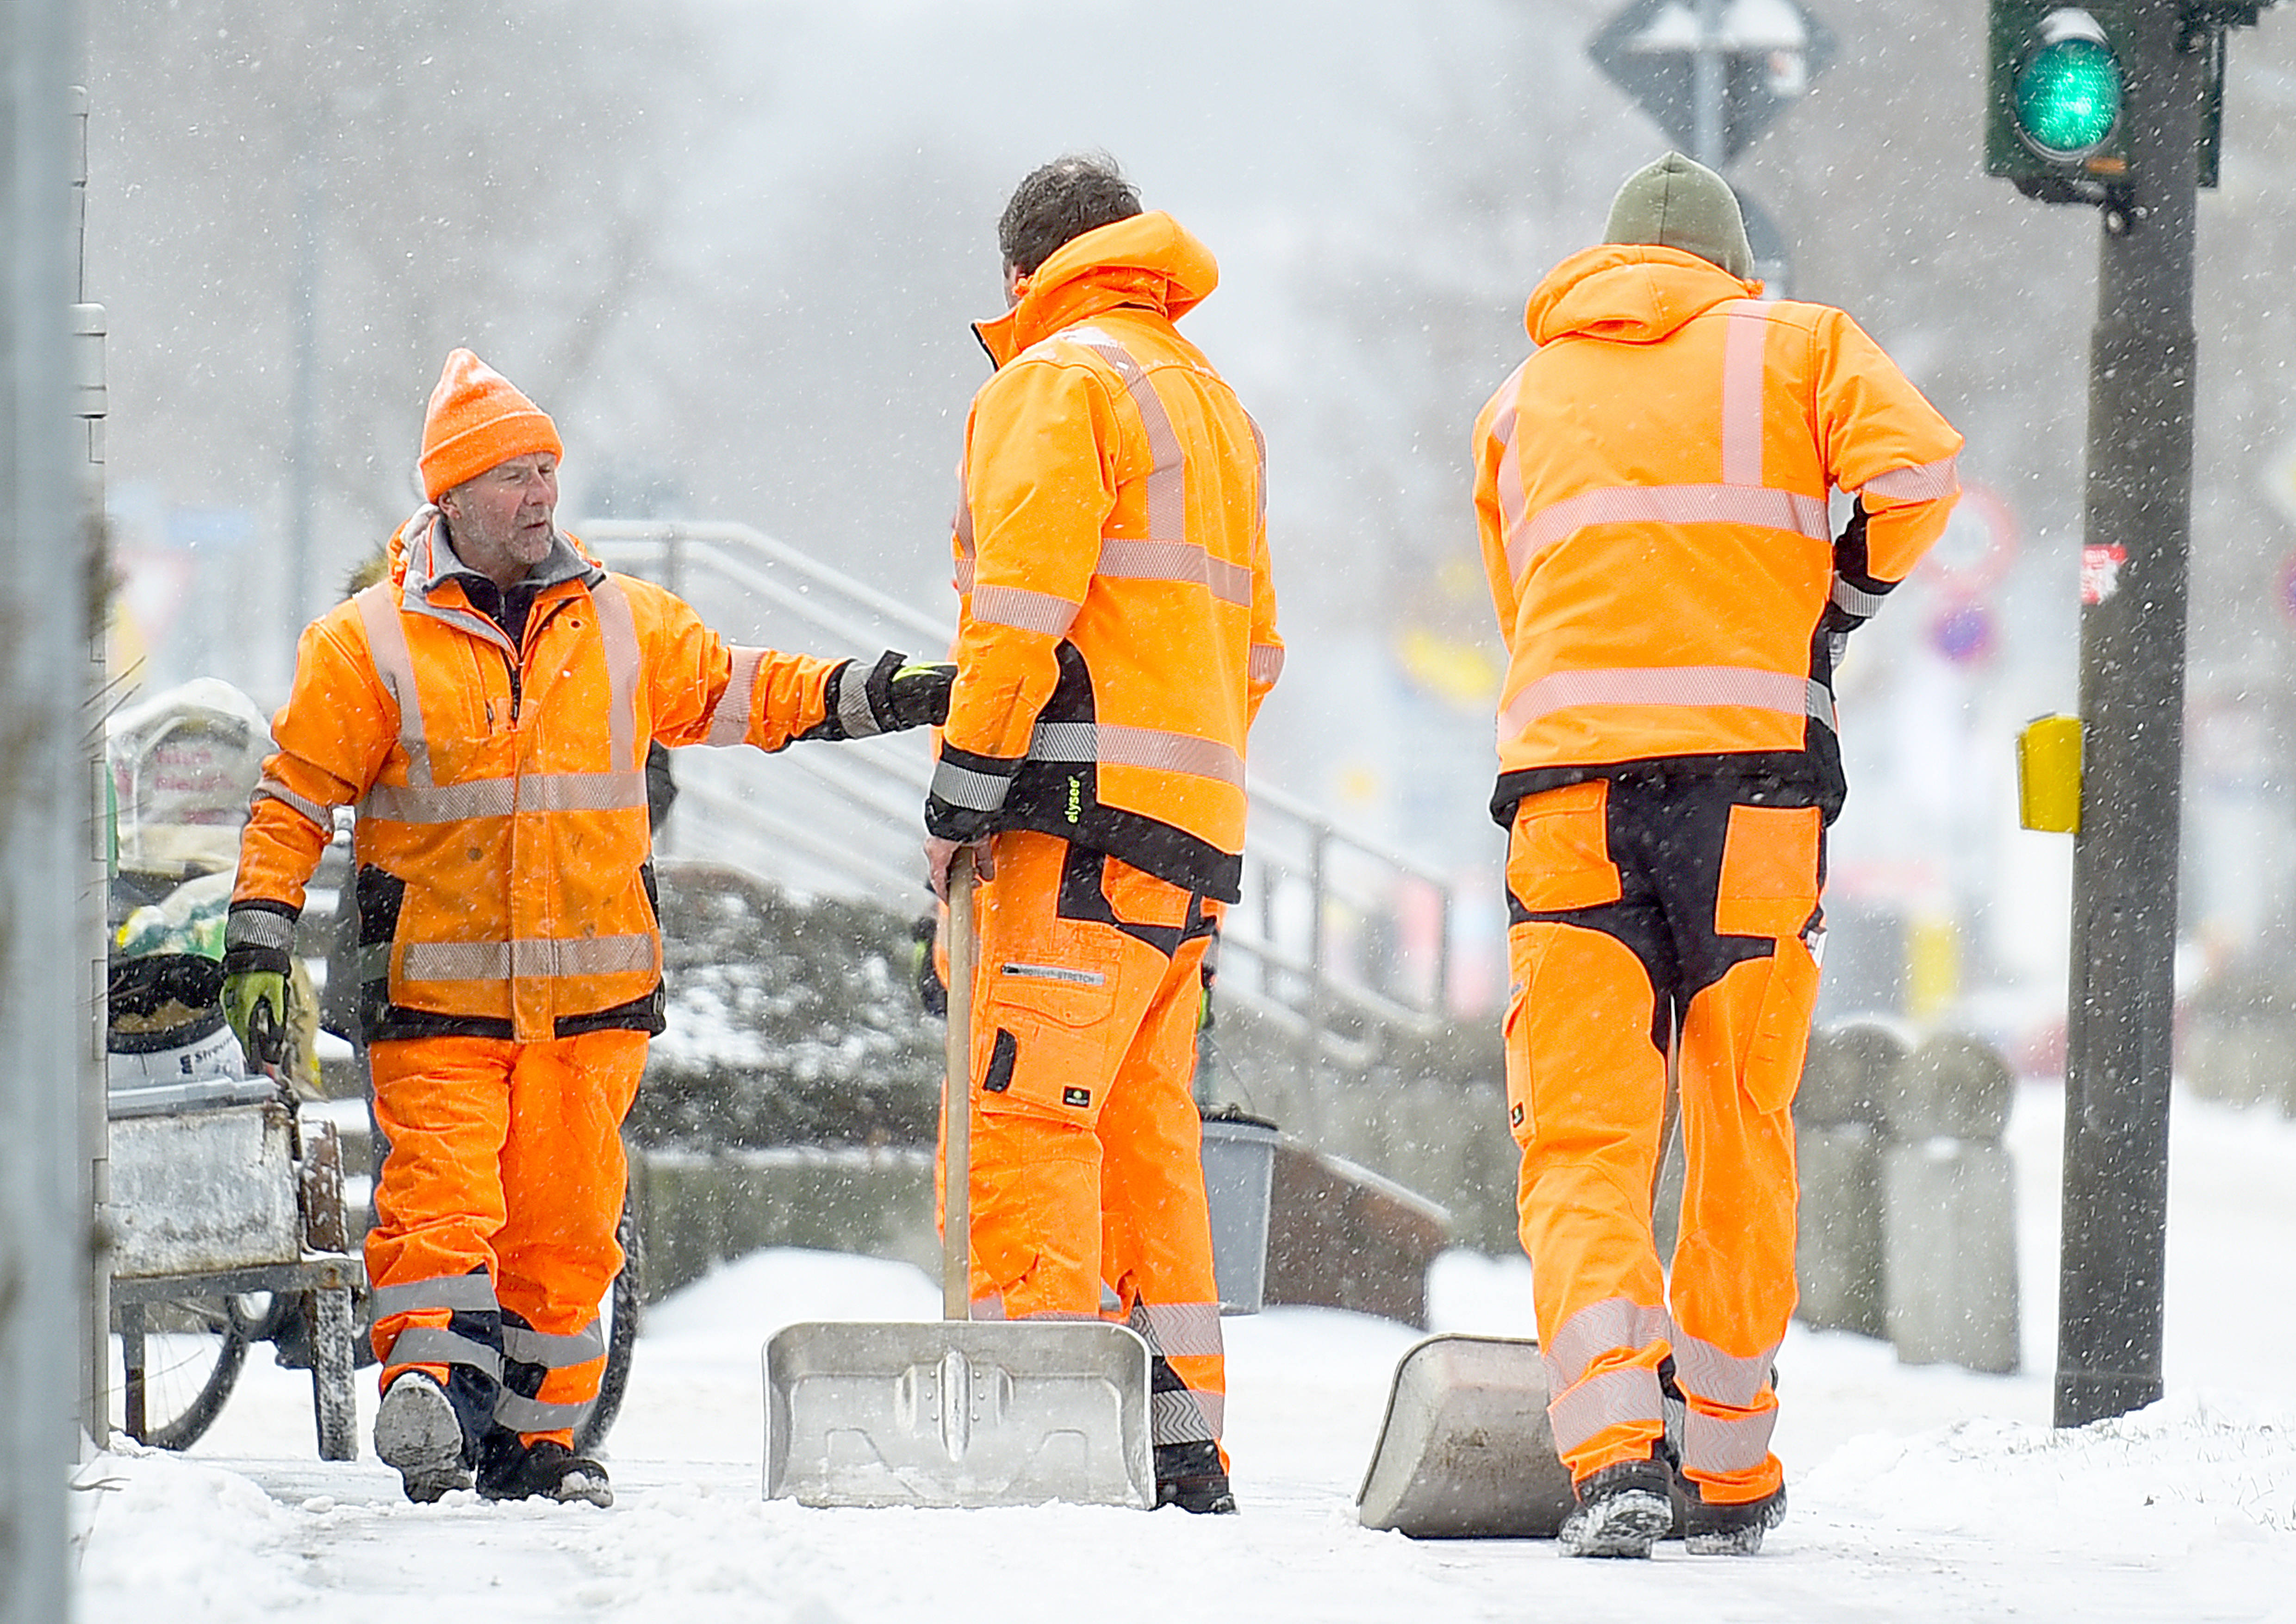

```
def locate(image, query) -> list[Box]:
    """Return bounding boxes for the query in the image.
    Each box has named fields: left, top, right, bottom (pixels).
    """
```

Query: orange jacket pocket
left=1714, top=802, right=1821, bottom=939
left=1744, top=931, right=1819, bottom=1116
left=975, top=951, right=1123, bottom=1122
left=1506, top=779, right=1622, bottom=914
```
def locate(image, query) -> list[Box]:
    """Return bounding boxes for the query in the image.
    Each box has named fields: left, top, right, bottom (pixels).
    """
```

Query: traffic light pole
left=2056, top=0, right=2205, bottom=1430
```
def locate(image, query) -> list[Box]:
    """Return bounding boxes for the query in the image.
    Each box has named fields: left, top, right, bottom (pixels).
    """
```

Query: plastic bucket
left=105, top=952, right=244, bottom=1093
left=1199, top=1108, right=1278, bottom=1316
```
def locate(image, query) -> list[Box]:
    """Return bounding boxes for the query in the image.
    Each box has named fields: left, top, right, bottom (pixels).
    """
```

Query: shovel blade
left=1356, top=1333, right=1575, bottom=1538
left=765, top=1319, right=1155, bottom=1509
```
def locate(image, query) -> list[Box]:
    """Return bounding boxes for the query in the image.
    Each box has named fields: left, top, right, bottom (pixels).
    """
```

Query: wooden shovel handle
left=941, top=849, right=977, bottom=1321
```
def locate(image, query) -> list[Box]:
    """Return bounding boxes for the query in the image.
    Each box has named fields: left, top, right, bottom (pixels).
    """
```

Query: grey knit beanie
left=1603, top=152, right=1754, bottom=281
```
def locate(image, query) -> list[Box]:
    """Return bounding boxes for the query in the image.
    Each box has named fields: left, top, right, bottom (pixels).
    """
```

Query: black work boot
left=477, top=1432, right=614, bottom=1508
left=1557, top=1458, right=1675, bottom=1558
left=1153, top=1439, right=1238, bottom=1515
left=373, top=1372, right=472, bottom=1504
left=1683, top=1483, right=1786, bottom=1555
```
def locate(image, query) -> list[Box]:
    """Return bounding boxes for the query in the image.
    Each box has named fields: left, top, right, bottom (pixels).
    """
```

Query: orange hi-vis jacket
left=926, top=211, right=1283, bottom=902
left=230, top=511, right=844, bottom=1042
left=1474, top=244, right=1963, bottom=824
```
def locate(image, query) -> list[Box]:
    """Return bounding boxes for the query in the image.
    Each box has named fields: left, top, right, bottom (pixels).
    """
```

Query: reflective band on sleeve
left=370, top=1273, right=501, bottom=1319
left=706, top=647, right=766, bottom=747
left=1501, top=666, right=1835, bottom=738
left=1247, top=413, right=1268, bottom=531
left=1859, top=454, right=1961, bottom=503
left=399, top=933, right=657, bottom=983
left=590, top=576, right=643, bottom=773
left=1806, top=677, right=1837, bottom=731
left=1150, top=1388, right=1220, bottom=1446
left=1507, top=484, right=1830, bottom=584
left=224, top=907, right=299, bottom=956
left=1066, top=328, right=1187, bottom=547
left=954, top=556, right=976, bottom=595
left=1490, top=365, right=1532, bottom=548
left=1674, top=1334, right=1777, bottom=1410
left=1546, top=1363, right=1666, bottom=1458
left=385, top=1325, right=504, bottom=1380
left=929, top=756, right=1014, bottom=813
left=972, top=584, right=1081, bottom=637
left=501, top=1318, right=606, bottom=1370
left=1830, top=577, right=1889, bottom=618
left=252, top=777, right=334, bottom=830
left=837, top=663, right=881, bottom=738
left=1718, top=300, right=1776, bottom=489
left=1682, top=1405, right=1777, bottom=1475
left=1027, top=720, right=1244, bottom=789
left=492, top=1391, right=590, bottom=1433
left=1095, top=539, right=1254, bottom=606
left=1248, top=643, right=1284, bottom=686
left=355, top=582, right=435, bottom=788
left=1540, top=1295, right=1673, bottom=1394
left=1128, top=1299, right=1223, bottom=1360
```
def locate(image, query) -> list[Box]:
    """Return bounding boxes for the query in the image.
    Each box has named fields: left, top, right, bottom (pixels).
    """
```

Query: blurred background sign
left=1588, top=0, right=1838, bottom=163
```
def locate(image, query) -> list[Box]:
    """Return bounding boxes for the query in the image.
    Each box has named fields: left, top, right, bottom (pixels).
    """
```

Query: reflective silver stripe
left=355, top=581, right=434, bottom=788
left=1027, top=721, right=1244, bottom=789
left=999, top=962, right=1108, bottom=987
left=370, top=1274, right=500, bottom=1319
left=1507, top=483, right=1830, bottom=583
left=929, top=756, right=1013, bottom=812
left=1806, top=677, right=1837, bottom=731
left=1682, top=1404, right=1777, bottom=1475
left=399, top=933, right=657, bottom=983
left=1541, top=1295, right=1672, bottom=1394
left=224, top=908, right=298, bottom=955
left=1490, top=363, right=1531, bottom=553
left=708, top=647, right=766, bottom=747
left=1248, top=643, right=1284, bottom=687
left=1674, top=1334, right=1776, bottom=1409
left=1095, top=539, right=1254, bottom=607
left=1860, top=453, right=1961, bottom=504
left=1247, top=413, right=1268, bottom=531
left=971, top=1297, right=1102, bottom=1323
left=591, top=576, right=642, bottom=773
left=972, top=584, right=1080, bottom=637
left=954, top=556, right=977, bottom=595
left=493, top=1391, right=589, bottom=1433
left=1546, top=1363, right=1665, bottom=1457
left=1501, top=666, right=1834, bottom=737
left=362, top=778, right=518, bottom=824
left=1151, top=1387, right=1220, bottom=1446
left=516, top=771, right=648, bottom=814
left=252, top=776, right=332, bottom=830
left=1129, top=1299, right=1223, bottom=1360
left=502, top=1318, right=606, bottom=1369
left=837, top=661, right=882, bottom=738
left=1831, top=578, right=1889, bottom=619
left=1065, top=328, right=1186, bottom=547
left=1719, top=299, right=1775, bottom=488
left=386, top=1326, right=503, bottom=1379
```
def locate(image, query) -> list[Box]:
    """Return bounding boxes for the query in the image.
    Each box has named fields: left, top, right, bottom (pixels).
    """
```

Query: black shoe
left=373, top=1373, right=472, bottom=1504
left=1557, top=1459, right=1675, bottom=1559
left=1683, top=1484, right=1785, bottom=1555
left=1153, top=1439, right=1238, bottom=1515
left=478, top=1435, right=614, bottom=1508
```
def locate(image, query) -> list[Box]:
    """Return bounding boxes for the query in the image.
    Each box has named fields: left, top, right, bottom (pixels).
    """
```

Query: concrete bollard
left=1887, top=1032, right=2015, bottom=1143
left=1793, top=1122, right=1885, bottom=1337
left=1880, top=1137, right=2019, bottom=1374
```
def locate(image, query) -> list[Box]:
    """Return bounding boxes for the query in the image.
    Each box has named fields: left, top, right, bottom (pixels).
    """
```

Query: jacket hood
left=1525, top=244, right=1761, bottom=348
left=974, top=210, right=1219, bottom=366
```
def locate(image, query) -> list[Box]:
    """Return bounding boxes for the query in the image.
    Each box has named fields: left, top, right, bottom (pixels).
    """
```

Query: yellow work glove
left=220, top=968, right=289, bottom=1070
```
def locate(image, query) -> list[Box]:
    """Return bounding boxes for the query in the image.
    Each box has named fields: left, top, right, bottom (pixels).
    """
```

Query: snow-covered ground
left=75, top=1081, right=2296, bottom=1621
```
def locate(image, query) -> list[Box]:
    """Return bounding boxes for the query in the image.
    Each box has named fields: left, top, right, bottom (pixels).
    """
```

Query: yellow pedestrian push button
left=2017, top=714, right=2083, bottom=834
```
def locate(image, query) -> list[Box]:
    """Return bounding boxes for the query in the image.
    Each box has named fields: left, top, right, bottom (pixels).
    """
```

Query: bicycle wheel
left=574, top=1194, right=643, bottom=1455
left=112, top=1291, right=249, bottom=1451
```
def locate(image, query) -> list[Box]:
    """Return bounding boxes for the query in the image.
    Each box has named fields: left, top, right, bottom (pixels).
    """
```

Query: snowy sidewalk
left=75, top=1084, right=2296, bottom=1622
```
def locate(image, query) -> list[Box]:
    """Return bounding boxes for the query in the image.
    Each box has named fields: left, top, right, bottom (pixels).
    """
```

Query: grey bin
left=1199, top=1109, right=1277, bottom=1315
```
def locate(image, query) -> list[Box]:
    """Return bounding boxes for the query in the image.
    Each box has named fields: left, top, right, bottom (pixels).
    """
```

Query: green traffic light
left=2015, top=14, right=2122, bottom=160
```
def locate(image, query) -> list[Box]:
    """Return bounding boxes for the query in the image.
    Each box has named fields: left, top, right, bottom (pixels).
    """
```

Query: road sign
left=1589, top=0, right=1837, bottom=164
left=2263, top=433, right=2296, bottom=528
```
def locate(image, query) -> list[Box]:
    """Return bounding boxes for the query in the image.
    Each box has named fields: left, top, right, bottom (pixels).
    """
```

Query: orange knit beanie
left=418, top=349, right=563, bottom=500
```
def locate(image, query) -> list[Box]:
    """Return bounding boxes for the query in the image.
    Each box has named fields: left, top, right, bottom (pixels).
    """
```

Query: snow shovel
left=763, top=850, right=1156, bottom=1509
left=1356, top=1333, right=1575, bottom=1537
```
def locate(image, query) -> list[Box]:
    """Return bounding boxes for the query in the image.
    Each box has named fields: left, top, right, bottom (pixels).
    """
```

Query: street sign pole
left=2056, top=0, right=2204, bottom=1431
left=1692, top=0, right=1726, bottom=166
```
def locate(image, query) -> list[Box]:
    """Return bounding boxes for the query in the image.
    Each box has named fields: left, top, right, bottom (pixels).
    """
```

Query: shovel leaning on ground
left=763, top=849, right=1156, bottom=1509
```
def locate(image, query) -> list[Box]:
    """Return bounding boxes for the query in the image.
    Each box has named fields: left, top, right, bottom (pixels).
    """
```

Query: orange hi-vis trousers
left=953, top=829, right=1228, bottom=1456
left=365, top=1029, right=643, bottom=1448
left=1503, top=773, right=1821, bottom=1508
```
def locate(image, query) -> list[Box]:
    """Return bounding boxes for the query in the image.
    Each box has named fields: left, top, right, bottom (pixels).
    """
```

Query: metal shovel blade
left=1356, top=1333, right=1574, bottom=1538
left=765, top=1318, right=1155, bottom=1509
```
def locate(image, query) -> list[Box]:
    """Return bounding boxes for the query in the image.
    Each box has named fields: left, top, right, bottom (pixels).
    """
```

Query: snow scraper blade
left=760, top=852, right=1154, bottom=1511
left=1356, top=1333, right=1576, bottom=1537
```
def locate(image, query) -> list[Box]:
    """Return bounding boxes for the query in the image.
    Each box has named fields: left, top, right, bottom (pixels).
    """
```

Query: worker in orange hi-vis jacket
left=222, top=349, right=952, bottom=1508
left=1472, top=153, right=1962, bottom=1559
left=921, top=155, right=1282, bottom=1516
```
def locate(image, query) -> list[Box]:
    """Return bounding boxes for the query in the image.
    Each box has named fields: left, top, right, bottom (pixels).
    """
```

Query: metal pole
left=1692, top=0, right=1726, bottom=169
left=1, top=3, right=93, bottom=1621
left=2055, top=0, right=2203, bottom=1431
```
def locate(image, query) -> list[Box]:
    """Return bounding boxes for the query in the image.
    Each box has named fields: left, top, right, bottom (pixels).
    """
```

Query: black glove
left=863, top=651, right=957, bottom=731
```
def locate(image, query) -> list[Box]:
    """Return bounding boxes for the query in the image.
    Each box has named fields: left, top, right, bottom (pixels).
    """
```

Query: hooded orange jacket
left=925, top=211, right=1282, bottom=901
left=230, top=512, right=843, bottom=1042
left=1474, top=245, right=1963, bottom=823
